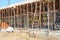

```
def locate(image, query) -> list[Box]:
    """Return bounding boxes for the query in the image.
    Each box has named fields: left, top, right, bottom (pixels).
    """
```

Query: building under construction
left=0, top=0, right=60, bottom=30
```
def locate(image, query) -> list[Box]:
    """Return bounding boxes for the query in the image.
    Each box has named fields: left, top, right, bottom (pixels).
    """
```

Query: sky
left=0, top=0, right=25, bottom=7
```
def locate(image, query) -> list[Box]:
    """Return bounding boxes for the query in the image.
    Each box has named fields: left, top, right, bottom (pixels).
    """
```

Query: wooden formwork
left=0, top=0, right=60, bottom=30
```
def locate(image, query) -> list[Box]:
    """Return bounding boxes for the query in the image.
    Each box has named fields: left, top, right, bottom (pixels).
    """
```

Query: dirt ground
left=0, top=31, right=60, bottom=40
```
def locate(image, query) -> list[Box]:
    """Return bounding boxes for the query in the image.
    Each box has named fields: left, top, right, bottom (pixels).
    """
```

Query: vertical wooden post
left=8, top=8, right=10, bottom=26
left=1, top=10, right=2, bottom=21
left=53, top=0, right=56, bottom=30
left=0, top=10, right=1, bottom=22
left=11, top=8, right=12, bottom=28
left=39, top=0, right=42, bottom=30
left=3, top=9, right=4, bottom=18
left=26, top=4, right=29, bottom=29
left=33, top=2, right=36, bottom=29
left=43, top=0, right=45, bottom=29
left=14, top=7, right=16, bottom=29
left=32, top=2, right=37, bottom=29
left=59, top=0, right=60, bottom=9
left=20, top=6, right=21, bottom=29
left=23, top=5, right=24, bottom=29
left=27, top=4, right=29, bottom=28
left=16, top=6, right=19, bottom=28
left=31, top=3, right=34, bottom=29
left=2, top=9, right=3, bottom=21
left=9, top=8, right=11, bottom=26
left=20, top=6, right=22, bottom=29
left=1, top=10, right=2, bottom=22
left=31, top=3, right=33, bottom=29
left=2, top=10, right=3, bottom=20
left=0, top=10, right=2, bottom=22
left=47, top=0, right=50, bottom=31
left=23, top=5, right=25, bottom=29
left=0, top=11, right=1, bottom=21
left=4, top=9, right=5, bottom=17
left=7, top=8, right=9, bottom=25
left=0, top=10, right=1, bottom=21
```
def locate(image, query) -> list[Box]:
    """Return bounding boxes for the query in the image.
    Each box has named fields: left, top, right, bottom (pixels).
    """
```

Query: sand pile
left=0, top=32, right=60, bottom=40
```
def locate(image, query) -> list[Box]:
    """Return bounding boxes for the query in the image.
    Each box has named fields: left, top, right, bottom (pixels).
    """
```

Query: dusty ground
left=0, top=31, right=60, bottom=40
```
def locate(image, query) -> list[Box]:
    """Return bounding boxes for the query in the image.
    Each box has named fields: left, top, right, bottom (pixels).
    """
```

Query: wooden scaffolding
left=0, top=0, right=60, bottom=30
